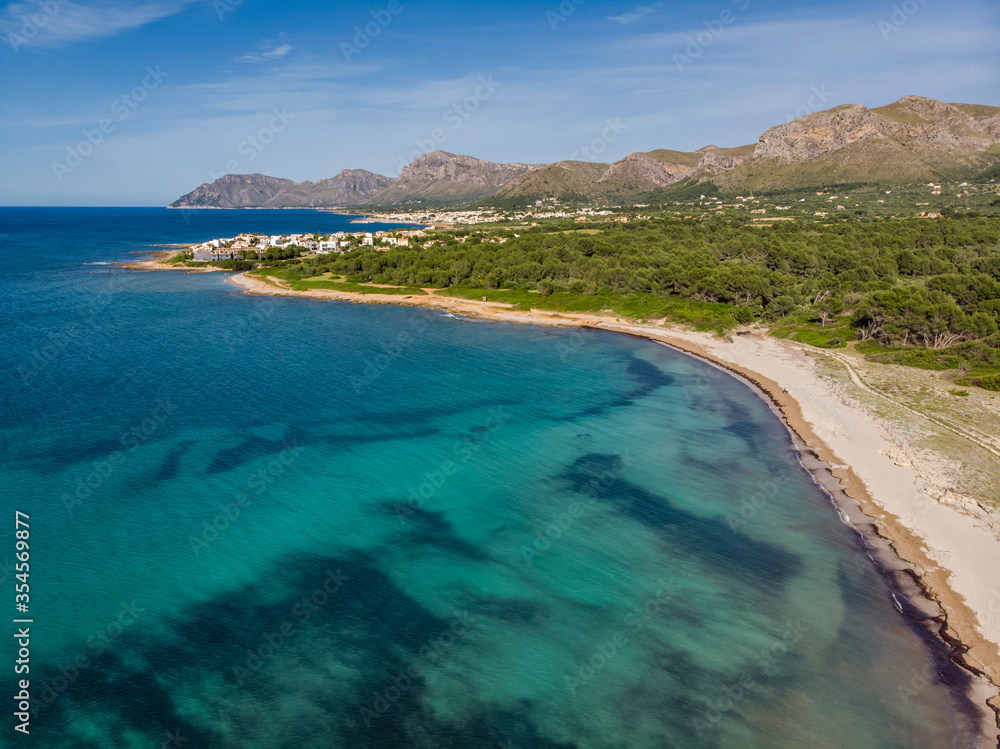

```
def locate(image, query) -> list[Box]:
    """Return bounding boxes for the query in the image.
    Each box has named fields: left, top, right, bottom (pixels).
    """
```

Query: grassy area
left=644, top=178, right=1000, bottom=223
left=857, top=339, right=1000, bottom=390
left=767, top=314, right=1000, bottom=390
left=438, top=288, right=739, bottom=330
left=248, top=269, right=427, bottom=296
left=770, top=320, right=854, bottom=348
left=812, top=354, right=1000, bottom=508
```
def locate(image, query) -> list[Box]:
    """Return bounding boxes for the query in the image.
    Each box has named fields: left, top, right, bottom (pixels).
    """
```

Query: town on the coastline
left=185, top=181, right=976, bottom=263
left=357, top=202, right=639, bottom=227
left=189, top=228, right=428, bottom=262
left=186, top=204, right=644, bottom=262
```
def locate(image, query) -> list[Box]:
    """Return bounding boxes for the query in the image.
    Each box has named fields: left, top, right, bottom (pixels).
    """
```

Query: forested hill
left=276, top=216, right=1000, bottom=389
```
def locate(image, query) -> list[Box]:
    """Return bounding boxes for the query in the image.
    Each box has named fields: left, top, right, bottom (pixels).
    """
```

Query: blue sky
left=1, top=0, right=997, bottom=206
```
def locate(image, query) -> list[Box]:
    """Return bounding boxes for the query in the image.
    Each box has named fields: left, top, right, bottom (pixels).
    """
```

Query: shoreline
left=639, top=332, right=1000, bottom=739
left=119, top=249, right=225, bottom=273
left=223, top=269, right=1000, bottom=740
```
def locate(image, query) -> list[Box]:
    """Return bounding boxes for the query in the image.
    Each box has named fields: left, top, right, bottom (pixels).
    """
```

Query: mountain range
left=169, top=96, right=1000, bottom=209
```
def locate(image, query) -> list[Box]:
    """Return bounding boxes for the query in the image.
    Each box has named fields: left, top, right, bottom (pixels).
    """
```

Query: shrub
left=977, top=374, right=1000, bottom=391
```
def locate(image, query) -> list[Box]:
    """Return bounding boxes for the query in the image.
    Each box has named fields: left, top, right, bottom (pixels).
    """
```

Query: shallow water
left=0, top=208, right=981, bottom=747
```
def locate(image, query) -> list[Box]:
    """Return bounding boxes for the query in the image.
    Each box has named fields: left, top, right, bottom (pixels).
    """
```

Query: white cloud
left=0, top=0, right=196, bottom=49
left=237, top=43, right=295, bottom=63
left=608, top=4, right=662, bottom=25
left=1, top=0, right=997, bottom=205
left=263, top=44, right=292, bottom=57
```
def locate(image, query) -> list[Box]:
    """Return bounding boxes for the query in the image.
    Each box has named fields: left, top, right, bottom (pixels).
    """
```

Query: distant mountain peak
left=753, top=95, right=1000, bottom=167
left=170, top=95, right=1000, bottom=209
left=170, top=169, right=393, bottom=209
left=371, top=151, right=536, bottom=206
left=408, top=150, right=459, bottom=162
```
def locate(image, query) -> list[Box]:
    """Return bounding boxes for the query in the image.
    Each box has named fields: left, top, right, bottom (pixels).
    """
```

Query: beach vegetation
left=256, top=213, right=1000, bottom=387
left=248, top=268, right=427, bottom=296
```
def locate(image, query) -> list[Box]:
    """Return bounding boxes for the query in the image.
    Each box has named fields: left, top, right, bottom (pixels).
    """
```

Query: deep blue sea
left=0, top=208, right=984, bottom=747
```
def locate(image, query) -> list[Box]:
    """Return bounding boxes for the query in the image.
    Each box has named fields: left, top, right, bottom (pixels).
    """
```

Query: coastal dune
left=227, top=269, right=1000, bottom=729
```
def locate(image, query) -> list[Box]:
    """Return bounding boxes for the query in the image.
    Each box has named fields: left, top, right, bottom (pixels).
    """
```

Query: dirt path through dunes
left=821, top=349, right=1000, bottom=460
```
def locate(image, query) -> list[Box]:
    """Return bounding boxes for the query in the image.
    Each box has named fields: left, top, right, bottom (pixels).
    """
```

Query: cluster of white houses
left=364, top=203, right=631, bottom=227
left=191, top=230, right=425, bottom=262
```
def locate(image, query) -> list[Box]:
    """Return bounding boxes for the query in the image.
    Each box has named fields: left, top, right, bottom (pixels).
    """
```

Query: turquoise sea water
left=0, top=208, right=984, bottom=747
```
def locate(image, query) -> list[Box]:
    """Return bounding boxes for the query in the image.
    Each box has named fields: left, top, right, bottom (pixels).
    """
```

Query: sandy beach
left=226, top=270, right=1000, bottom=731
